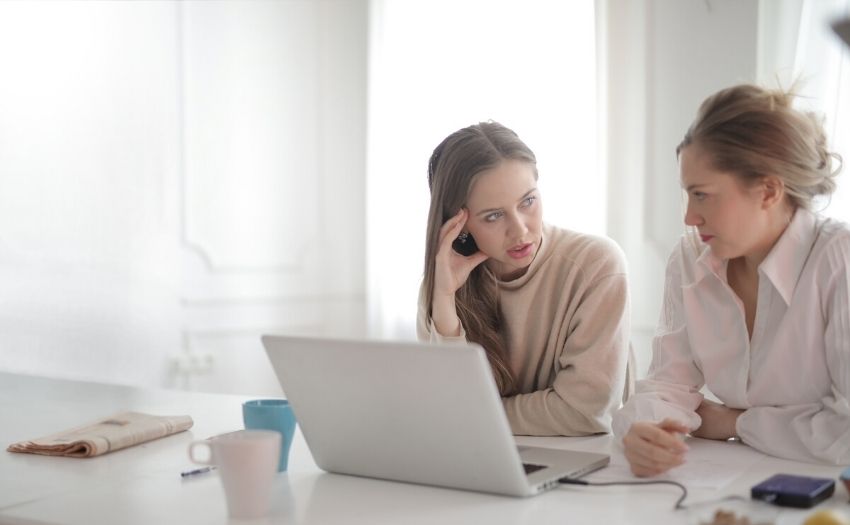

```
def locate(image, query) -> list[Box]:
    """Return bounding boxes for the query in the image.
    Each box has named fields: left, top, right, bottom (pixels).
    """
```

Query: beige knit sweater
left=417, top=223, right=630, bottom=436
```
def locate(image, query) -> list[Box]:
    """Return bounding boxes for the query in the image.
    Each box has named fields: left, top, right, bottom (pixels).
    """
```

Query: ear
left=759, top=175, right=785, bottom=209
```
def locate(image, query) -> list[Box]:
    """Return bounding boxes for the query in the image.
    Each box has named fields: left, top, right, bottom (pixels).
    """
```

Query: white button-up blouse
left=613, top=208, right=850, bottom=464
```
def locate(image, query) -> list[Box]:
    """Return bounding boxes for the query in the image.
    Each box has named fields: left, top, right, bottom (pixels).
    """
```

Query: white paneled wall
left=0, top=1, right=184, bottom=387
left=0, top=0, right=368, bottom=395
left=1, top=0, right=808, bottom=393
left=177, top=0, right=367, bottom=394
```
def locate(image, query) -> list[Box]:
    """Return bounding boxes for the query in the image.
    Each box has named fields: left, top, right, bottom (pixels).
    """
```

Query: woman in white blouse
left=613, top=84, right=849, bottom=476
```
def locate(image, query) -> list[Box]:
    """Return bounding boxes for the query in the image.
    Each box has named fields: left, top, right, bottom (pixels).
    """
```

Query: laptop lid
left=262, top=335, right=608, bottom=497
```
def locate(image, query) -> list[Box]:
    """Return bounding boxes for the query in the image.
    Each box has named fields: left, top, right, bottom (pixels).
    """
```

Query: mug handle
left=188, top=440, right=213, bottom=466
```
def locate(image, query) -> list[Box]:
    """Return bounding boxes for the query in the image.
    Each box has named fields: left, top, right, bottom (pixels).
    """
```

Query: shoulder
left=543, top=224, right=627, bottom=276
left=812, top=215, right=850, bottom=274
left=815, top=215, right=850, bottom=248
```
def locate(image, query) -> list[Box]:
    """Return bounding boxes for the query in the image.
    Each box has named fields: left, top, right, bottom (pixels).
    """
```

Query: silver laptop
left=261, top=335, right=609, bottom=497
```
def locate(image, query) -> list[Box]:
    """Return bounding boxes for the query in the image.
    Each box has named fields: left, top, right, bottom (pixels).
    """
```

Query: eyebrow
left=475, top=188, right=538, bottom=217
left=684, top=183, right=709, bottom=192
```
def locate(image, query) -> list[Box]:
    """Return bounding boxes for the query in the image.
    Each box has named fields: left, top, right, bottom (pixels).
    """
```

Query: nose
left=506, top=213, right=529, bottom=239
left=683, top=199, right=703, bottom=227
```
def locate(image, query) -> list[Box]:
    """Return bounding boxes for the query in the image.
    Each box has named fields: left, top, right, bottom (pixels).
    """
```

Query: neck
left=488, top=260, right=529, bottom=281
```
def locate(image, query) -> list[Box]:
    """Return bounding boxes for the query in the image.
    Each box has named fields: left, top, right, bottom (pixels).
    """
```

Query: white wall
left=177, top=0, right=368, bottom=394
left=602, top=0, right=760, bottom=375
left=0, top=1, right=184, bottom=387
left=366, top=0, right=600, bottom=340
left=1, top=0, right=814, bottom=393
left=0, top=0, right=368, bottom=395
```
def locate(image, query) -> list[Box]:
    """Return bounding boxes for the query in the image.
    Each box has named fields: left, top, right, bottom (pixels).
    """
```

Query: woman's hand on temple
left=622, top=419, right=690, bottom=477
left=433, top=208, right=489, bottom=297
left=430, top=209, right=488, bottom=337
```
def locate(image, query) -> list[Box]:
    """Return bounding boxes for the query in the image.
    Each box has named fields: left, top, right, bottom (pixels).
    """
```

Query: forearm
left=503, top=387, right=613, bottom=436
left=431, top=292, right=461, bottom=337
left=504, top=353, right=628, bottom=437
left=736, top=401, right=850, bottom=464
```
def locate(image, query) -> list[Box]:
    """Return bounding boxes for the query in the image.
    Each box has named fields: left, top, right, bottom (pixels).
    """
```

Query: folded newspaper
left=7, top=411, right=194, bottom=458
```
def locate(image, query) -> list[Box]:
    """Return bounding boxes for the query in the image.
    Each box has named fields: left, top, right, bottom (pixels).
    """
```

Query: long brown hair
left=677, top=84, right=842, bottom=209
left=423, top=122, right=537, bottom=395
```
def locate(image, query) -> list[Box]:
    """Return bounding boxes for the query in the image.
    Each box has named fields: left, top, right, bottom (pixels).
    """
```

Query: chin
left=709, top=246, right=728, bottom=258
left=710, top=246, right=739, bottom=260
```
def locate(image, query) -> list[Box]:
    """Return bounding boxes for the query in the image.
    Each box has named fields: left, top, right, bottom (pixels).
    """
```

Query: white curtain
left=365, top=0, right=600, bottom=339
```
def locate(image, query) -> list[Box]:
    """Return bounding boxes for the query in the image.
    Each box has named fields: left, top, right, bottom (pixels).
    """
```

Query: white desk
left=1, top=372, right=847, bottom=524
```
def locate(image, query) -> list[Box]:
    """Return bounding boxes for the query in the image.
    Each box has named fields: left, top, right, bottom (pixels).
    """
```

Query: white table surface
left=1, top=372, right=847, bottom=525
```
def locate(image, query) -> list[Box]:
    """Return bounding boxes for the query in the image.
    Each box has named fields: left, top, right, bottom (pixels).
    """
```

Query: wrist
left=431, top=294, right=461, bottom=337
left=434, top=318, right=462, bottom=337
left=728, top=410, right=743, bottom=440
left=731, top=409, right=744, bottom=440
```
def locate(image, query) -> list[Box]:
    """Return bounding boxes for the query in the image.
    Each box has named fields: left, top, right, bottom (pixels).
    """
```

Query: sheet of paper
left=584, top=438, right=767, bottom=489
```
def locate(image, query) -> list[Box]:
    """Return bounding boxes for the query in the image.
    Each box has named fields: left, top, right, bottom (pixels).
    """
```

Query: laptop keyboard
left=523, top=463, right=546, bottom=475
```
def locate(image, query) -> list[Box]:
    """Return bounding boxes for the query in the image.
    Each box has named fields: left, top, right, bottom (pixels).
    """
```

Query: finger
left=630, top=466, right=663, bottom=478
left=623, top=439, right=680, bottom=477
left=437, top=210, right=468, bottom=249
left=643, top=428, right=688, bottom=455
left=658, top=418, right=691, bottom=433
left=639, top=439, right=686, bottom=468
left=624, top=447, right=667, bottom=476
left=627, top=457, right=671, bottom=478
left=438, top=209, right=466, bottom=239
left=656, top=420, right=691, bottom=450
left=463, top=250, right=489, bottom=267
left=628, top=432, right=686, bottom=469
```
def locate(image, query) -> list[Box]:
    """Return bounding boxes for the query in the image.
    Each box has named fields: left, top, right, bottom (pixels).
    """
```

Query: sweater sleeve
left=734, top=240, right=850, bottom=464
left=416, top=282, right=468, bottom=344
left=612, top=244, right=705, bottom=440
left=502, top=242, right=630, bottom=436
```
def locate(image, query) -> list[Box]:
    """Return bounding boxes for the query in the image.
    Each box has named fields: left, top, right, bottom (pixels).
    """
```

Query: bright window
left=366, top=1, right=600, bottom=338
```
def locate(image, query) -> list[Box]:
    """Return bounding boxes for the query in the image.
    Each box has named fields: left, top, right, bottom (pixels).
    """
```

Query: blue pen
left=180, top=465, right=218, bottom=478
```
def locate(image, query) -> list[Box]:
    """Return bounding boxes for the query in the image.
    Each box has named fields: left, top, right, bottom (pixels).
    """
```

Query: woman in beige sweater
left=418, top=121, right=631, bottom=436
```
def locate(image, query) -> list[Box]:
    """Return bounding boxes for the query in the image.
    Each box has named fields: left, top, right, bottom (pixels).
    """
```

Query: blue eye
left=485, top=211, right=503, bottom=222
left=692, top=191, right=706, bottom=201
left=521, top=196, right=536, bottom=207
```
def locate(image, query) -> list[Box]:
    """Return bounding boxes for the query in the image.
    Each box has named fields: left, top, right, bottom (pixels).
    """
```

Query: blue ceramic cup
left=242, top=399, right=297, bottom=472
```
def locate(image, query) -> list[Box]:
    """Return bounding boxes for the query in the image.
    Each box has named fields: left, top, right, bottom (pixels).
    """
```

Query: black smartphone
left=750, top=474, right=835, bottom=508
left=452, top=233, right=479, bottom=256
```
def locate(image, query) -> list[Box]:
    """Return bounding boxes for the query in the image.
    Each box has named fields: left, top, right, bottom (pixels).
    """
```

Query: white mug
left=188, top=429, right=281, bottom=519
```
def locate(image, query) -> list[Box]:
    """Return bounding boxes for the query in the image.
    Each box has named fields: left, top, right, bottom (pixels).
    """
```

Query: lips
left=507, top=242, right=534, bottom=259
left=700, top=234, right=714, bottom=243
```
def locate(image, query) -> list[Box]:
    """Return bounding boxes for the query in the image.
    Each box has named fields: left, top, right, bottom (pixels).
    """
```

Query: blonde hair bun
left=678, top=84, right=842, bottom=210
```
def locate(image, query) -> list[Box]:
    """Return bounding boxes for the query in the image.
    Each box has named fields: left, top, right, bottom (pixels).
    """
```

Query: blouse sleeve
left=502, top=242, right=630, bottom=436
left=734, top=239, right=850, bottom=464
left=612, top=243, right=706, bottom=439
